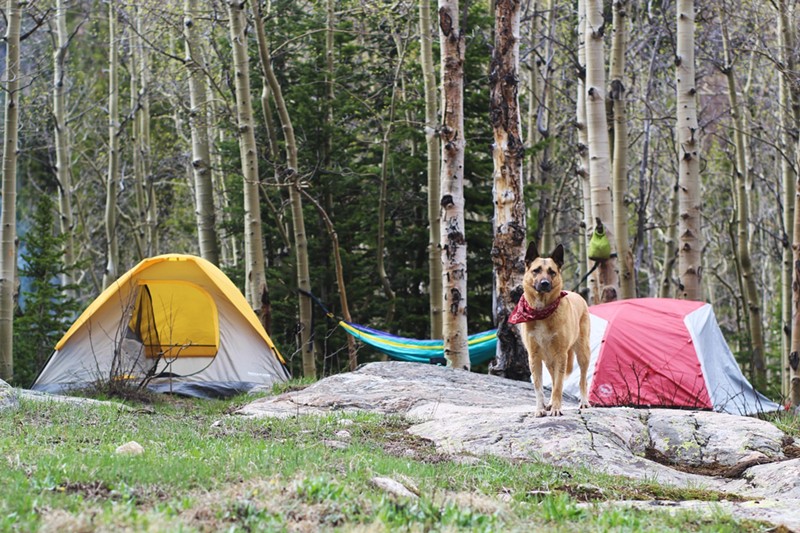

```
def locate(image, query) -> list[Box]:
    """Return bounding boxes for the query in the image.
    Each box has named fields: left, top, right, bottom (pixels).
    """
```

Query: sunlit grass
left=0, top=395, right=773, bottom=532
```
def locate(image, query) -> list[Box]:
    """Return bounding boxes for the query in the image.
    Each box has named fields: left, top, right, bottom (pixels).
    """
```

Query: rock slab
left=239, top=361, right=800, bottom=531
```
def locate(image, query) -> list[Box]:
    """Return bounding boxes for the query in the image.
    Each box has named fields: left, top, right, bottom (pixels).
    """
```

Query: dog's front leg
left=529, top=354, right=548, bottom=417
left=548, top=356, right=567, bottom=416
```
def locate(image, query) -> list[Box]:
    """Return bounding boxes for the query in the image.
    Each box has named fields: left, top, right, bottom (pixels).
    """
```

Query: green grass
left=0, top=391, right=775, bottom=532
left=763, top=408, right=800, bottom=438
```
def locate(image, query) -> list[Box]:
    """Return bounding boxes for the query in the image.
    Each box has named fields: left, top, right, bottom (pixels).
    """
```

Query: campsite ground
left=1, top=370, right=797, bottom=532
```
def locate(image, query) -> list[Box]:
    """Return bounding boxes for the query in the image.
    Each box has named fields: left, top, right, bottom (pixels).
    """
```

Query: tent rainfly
left=543, top=298, right=780, bottom=416
left=33, top=254, right=290, bottom=398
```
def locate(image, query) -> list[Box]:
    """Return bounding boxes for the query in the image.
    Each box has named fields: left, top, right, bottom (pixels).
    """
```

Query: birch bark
left=102, top=0, right=120, bottom=289
left=439, top=0, right=469, bottom=370
left=777, top=0, right=798, bottom=400
left=585, top=0, right=619, bottom=303
left=718, top=8, right=765, bottom=389
left=420, top=0, right=443, bottom=338
left=228, top=0, right=267, bottom=309
left=676, top=0, right=702, bottom=300
left=53, top=0, right=76, bottom=293
left=185, top=0, right=220, bottom=265
left=0, top=0, right=24, bottom=380
left=254, top=0, right=316, bottom=377
left=610, top=0, right=633, bottom=299
left=489, top=0, right=527, bottom=380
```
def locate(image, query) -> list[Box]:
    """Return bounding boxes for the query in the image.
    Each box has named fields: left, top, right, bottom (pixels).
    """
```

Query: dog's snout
left=537, top=279, right=552, bottom=292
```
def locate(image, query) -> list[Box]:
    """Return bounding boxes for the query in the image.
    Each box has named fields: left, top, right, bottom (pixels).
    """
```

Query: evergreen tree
left=13, top=195, right=79, bottom=387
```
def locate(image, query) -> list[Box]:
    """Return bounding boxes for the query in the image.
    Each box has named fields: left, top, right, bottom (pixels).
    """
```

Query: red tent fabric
left=542, top=298, right=779, bottom=415
left=589, top=299, right=711, bottom=409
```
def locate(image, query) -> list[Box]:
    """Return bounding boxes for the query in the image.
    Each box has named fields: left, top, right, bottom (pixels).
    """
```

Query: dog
left=509, top=243, right=591, bottom=417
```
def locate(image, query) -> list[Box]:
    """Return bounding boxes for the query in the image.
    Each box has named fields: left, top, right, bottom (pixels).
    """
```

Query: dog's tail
left=567, top=352, right=574, bottom=375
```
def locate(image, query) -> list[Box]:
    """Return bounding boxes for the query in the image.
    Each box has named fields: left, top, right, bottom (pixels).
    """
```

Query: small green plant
left=219, top=499, right=285, bottom=531
left=595, top=506, right=643, bottom=529
left=270, top=376, right=317, bottom=395
left=763, top=409, right=800, bottom=438
left=539, top=492, right=586, bottom=523
left=296, top=476, right=346, bottom=503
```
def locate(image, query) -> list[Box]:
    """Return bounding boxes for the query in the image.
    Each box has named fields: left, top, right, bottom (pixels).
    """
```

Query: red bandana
left=508, top=291, right=568, bottom=324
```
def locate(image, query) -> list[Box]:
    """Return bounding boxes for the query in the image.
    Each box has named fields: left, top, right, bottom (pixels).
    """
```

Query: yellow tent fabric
left=34, top=254, right=289, bottom=399
left=131, top=281, right=220, bottom=358
left=55, top=254, right=284, bottom=364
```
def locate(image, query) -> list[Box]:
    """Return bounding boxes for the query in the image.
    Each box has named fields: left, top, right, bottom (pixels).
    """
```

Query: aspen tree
left=610, top=0, right=634, bottom=299
left=103, top=0, right=120, bottom=289
left=718, top=4, right=765, bottom=389
left=439, top=0, right=469, bottom=370
left=0, top=0, right=24, bottom=381
left=489, top=0, right=527, bottom=380
left=253, top=0, right=316, bottom=378
left=777, top=0, right=798, bottom=399
left=585, top=0, right=619, bottom=303
left=420, top=0, right=443, bottom=338
left=532, top=0, right=555, bottom=253
left=227, top=0, right=268, bottom=311
left=576, top=0, right=592, bottom=292
left=676, top=0, right=702, bottom=300
left=53, top=0, right=76, bottom=293
left=184, top=0, right=220, bottom=265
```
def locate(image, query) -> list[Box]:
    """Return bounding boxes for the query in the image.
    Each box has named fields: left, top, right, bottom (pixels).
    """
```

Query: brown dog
left=510, top=243, right=591, bottom=417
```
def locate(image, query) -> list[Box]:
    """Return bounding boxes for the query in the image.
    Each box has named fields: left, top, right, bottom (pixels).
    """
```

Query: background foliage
left=2, top=0, right=796, bottom=400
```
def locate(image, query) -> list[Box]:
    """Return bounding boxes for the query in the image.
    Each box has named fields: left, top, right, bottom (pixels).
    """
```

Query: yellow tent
left=34, top=254, right=289, bottom=398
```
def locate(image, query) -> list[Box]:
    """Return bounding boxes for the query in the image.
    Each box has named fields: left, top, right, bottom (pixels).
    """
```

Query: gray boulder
left=238, top=361, right=799, bottom=530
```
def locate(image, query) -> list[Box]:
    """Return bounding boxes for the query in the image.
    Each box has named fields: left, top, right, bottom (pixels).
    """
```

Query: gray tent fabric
left=687, top=304, right=779, bottom=415
left=32, top=254, right=290, bottom=398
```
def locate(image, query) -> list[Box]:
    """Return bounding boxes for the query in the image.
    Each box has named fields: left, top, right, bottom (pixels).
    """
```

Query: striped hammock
left=340, top=321, right=498, bottom=366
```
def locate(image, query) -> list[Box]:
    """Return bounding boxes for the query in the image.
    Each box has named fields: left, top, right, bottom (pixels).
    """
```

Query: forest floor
left=1, top=364, right=798, bottom=532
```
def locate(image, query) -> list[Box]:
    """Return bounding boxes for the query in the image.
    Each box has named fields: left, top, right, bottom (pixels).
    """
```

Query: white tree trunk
left=228, top=0, right=267, bottom=309
left=676, top=0, right=702, bottom=300
left=438, top=0, right=469, bottom=370
left=777, top=0, right=797, bottom=400
left=130, top=4, right=145, bottom=259
left=254, top=0, right=316, bottom=377
left=576, top=0, right=592, bottom=293
left=718, top=8, right=765, bottom=390
left=585, top=0, right=619, bottom=303
left=792, top=137, right=800, bottom=407
left=532, top=0, right=555, bottom=253
left=103, top=0, right=120, bottom=289
left=610, top=0, right=633, bottom=299
left=420, top=0, right=443, bottom=339
left=185, top=0, right=220, bottom=265
left=137, top=9, right=157, bottom=258
left=0, top=0, right=23, bottom=381
left=53, top=0, right=76, bottom=294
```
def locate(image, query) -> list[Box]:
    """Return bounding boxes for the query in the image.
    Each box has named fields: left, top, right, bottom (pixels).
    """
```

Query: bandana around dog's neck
left=508, top=291, right=568, bottom=324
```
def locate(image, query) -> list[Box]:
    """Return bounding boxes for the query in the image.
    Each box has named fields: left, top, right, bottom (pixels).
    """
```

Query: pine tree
left=13, top=195, right=79, bottom=387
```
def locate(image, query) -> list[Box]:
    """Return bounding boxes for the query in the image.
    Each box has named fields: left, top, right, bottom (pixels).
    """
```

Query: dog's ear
left=551, top=244, right=565, bottom=269
left=524, top=242, right=539, bottom=266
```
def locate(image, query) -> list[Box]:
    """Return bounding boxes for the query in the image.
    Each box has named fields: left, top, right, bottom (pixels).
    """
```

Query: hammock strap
left=298, top=288, right=337, bottom=320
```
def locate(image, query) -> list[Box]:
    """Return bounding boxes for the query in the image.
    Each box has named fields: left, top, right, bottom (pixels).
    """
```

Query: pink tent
left=544, top=298, right=779, bottom=415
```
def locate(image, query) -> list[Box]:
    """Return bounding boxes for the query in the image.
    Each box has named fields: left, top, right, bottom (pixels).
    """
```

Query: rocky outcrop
left=0, top=384, right=131, bottom=412
left=239, top=361, right=800, bottom=531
